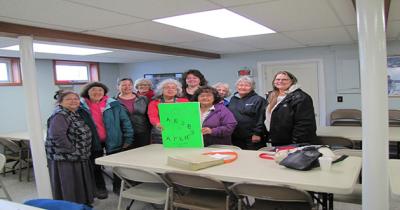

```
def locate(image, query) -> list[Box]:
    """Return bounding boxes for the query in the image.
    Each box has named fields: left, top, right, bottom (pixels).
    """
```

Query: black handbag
left=279, top=147, right=322, bottom=171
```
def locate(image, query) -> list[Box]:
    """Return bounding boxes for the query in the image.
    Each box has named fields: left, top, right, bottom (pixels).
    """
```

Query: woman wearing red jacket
left=148, top=79, right=189, bottom=143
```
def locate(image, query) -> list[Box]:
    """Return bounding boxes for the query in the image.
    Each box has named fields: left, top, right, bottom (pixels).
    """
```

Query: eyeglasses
left=274, top=78, right=290, bottom=82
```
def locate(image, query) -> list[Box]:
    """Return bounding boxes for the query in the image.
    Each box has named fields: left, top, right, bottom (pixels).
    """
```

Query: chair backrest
left=333, top=149, right=362, bottom=157
left=389, top=109, right=400, bottom=127
left=0, top=154, right=5, bottom=170
left=113, top=166, right=167, bottom=185
left=312, top=136, right=354, bottom=149
left=0, top=138, right=20, bottom=153
left=330, top=109, right=362, bottom=126
left=230, top=182, right=313, bottom=207
left=163, top=171, right=228, bottom=192
left=208, top=144, right=242, bottom=150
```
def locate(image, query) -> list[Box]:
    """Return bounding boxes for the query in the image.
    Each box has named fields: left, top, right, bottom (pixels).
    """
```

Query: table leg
left=328, top=193, right=334, bottom=210
left=397, top=142, right=400, bottom=159
left=322, top=193, right=328, bottom=210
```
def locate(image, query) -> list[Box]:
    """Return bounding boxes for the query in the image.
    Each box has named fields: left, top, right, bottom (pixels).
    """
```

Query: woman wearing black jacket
left=228, top=76, right=267, bottom=150
left=265, top=71, right=316, bottom=146
left=116, top=78, right=151, bottom=148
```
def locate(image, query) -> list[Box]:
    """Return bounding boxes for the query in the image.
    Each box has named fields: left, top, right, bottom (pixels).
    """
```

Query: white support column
left=19, top=36, right=52, bottom=198
left=356, top=0, right=389, bottom=209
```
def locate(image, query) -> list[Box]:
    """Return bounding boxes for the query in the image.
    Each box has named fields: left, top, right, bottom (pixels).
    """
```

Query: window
left=0, top=57, right=22, bottom=86
left=53, top=60, right=99, bottom=85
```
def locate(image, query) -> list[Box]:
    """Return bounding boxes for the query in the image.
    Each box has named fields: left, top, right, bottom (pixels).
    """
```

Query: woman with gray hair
left=134, top=78, right=154, bottom=100
left=147, top=79, right=189, bottom=143
left=213, top=82, right=231, bottom=106
left=228, top=76, right=267, bottom=150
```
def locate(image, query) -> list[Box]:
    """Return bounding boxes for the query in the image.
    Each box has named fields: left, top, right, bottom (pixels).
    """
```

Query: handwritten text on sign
left=159, top=102, right=203, bottom=148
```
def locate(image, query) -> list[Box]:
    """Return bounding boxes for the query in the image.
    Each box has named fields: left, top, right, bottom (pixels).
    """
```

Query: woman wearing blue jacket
left=79, top=82, right=134, bottom=199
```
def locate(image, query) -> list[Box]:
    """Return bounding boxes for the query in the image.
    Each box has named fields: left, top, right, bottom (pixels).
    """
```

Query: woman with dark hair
left=265, top=71, right=316, bottom=146
left=116, top=78, right=151, bottom=148
left=147, top=79, right=189, bottom=143
left=182, top=69, right=208, bottom=101
left=194, top=86, right=237, bottom=146
left=228, top=76, right=267, bottom=150
left=45, top=90, right=94, bottom=205
left=79, top=82, right=134, bottom=198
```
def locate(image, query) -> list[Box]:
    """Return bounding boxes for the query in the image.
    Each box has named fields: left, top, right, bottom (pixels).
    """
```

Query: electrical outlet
left=337, top=96, right=343, bottom=102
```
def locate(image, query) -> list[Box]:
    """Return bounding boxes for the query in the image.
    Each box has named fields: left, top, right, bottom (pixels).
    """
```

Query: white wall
left=0, top=60, right=120, bottom=133
left=119, top=41, right=400, bottom=125
left=1, top=42, right=399, bottom=132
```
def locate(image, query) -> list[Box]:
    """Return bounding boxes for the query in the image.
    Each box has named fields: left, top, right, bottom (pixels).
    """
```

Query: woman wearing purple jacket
left=193, top=86, right=237, bottom=146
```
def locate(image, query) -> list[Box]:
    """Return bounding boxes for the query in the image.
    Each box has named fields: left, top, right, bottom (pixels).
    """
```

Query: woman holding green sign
left=148, top=79, right=189, bottom=143
left=194, top=86, right=237, bottom=146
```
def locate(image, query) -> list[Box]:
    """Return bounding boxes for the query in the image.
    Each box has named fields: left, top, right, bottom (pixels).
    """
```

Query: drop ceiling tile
left=97, top=21, right=211, bottom=44
left=230, top=0, right=342, bottom=32
left=389, top=0, right=400, bottom=21
left=345, top=25, right=358, bottom=41
left=174, top=38, right=260, bottom=54
left=228, top=33, right=305, bottom=50
left=283, top=27, right=353, bottom=45
left=388, top=21, right=400, bottom=40
left=209, top=0, right=274, bottom=7
left=328, top=0, right=356, bottom=25
left=64, top=0, right=220, bottom=19
left=0, top=0, right=141, bottom=30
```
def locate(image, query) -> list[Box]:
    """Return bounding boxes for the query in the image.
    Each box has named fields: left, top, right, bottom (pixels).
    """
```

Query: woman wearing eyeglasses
left=135, top=78, right=154, bottom=101
left=265, top=71, right=316, bottom=146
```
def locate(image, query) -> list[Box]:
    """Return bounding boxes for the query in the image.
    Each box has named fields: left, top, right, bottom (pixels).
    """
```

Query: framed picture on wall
left=388, top=56, right=400, bottom=97
left=144, top=73, right=183, bottom=88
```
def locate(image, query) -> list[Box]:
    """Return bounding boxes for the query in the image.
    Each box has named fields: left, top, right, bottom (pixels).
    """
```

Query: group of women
left=44, top=69, right=317, bottom=205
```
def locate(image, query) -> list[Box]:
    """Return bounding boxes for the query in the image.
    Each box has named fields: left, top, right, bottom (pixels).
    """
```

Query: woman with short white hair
left=147, top=79, right=189, bottom=143
left=228, top=76, right=267, bottom=150
left=213, top=82, right=231, bottom=106
left=134, top=78, right=154, bottom=100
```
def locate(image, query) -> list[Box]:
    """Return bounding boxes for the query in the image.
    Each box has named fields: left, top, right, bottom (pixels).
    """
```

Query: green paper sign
left=159, top=102, right=203, bottom=148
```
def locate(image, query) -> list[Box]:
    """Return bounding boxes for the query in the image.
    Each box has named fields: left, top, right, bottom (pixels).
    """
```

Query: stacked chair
left=330, top=109, right=362, bottom=126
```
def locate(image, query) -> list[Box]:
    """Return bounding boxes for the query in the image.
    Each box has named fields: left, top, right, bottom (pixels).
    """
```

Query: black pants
left=91, top=144, right=121, bottom=191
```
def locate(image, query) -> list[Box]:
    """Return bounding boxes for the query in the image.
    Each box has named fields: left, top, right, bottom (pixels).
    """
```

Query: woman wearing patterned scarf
left=45, top=90, right=95, bottom=206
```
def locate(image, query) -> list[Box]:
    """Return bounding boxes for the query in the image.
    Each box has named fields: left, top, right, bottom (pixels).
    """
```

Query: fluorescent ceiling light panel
left=1, top=43, right=111, bottom=55
left=153, top=9, right=275, bottom=38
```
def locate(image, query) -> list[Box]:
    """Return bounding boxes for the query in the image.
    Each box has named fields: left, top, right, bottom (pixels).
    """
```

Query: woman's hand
left=251, top=135, right=261, bottom=143
left=155, top=123, right=163, bottom=130
left=202, top=127, right=212, bottom=135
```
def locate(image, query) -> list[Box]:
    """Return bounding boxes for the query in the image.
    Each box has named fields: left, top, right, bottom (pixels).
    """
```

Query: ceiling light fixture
left=1, top=43, right=112, bottom=55
left=153, top=9, right=275, bottom=38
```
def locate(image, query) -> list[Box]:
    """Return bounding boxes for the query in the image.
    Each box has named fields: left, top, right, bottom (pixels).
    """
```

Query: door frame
left=256, top=59, right=326, bottom=126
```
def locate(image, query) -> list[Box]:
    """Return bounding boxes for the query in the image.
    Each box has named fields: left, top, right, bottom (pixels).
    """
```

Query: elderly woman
left=182, top=69, right=208, bottom=101
left=213, top=82, right=231, bottom=106
left=116, top=78, right=151, bottom=148
left=80, top=82, right=134, bottom=198
left=147, top=79, right=189, bottom=143
left=228, top=76, right=267, bottom=150
left=134, top=78, right=154, bottom=101
left=45, top=90, right=94, bottom=205
left=193, top=86, right=237, bottom=146
left=265, top=71, right=316, bottom=146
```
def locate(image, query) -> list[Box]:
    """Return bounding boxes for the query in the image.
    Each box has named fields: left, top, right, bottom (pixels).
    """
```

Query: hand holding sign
left=159, top=102, right=203, bottom=148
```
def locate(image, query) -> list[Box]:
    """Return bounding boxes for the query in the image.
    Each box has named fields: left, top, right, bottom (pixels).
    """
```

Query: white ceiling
left=0, top=0, right=399, bottom=63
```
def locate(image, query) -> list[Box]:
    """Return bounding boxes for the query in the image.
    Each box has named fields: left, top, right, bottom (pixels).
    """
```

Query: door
left=257, top=60, right=322, bottom=125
